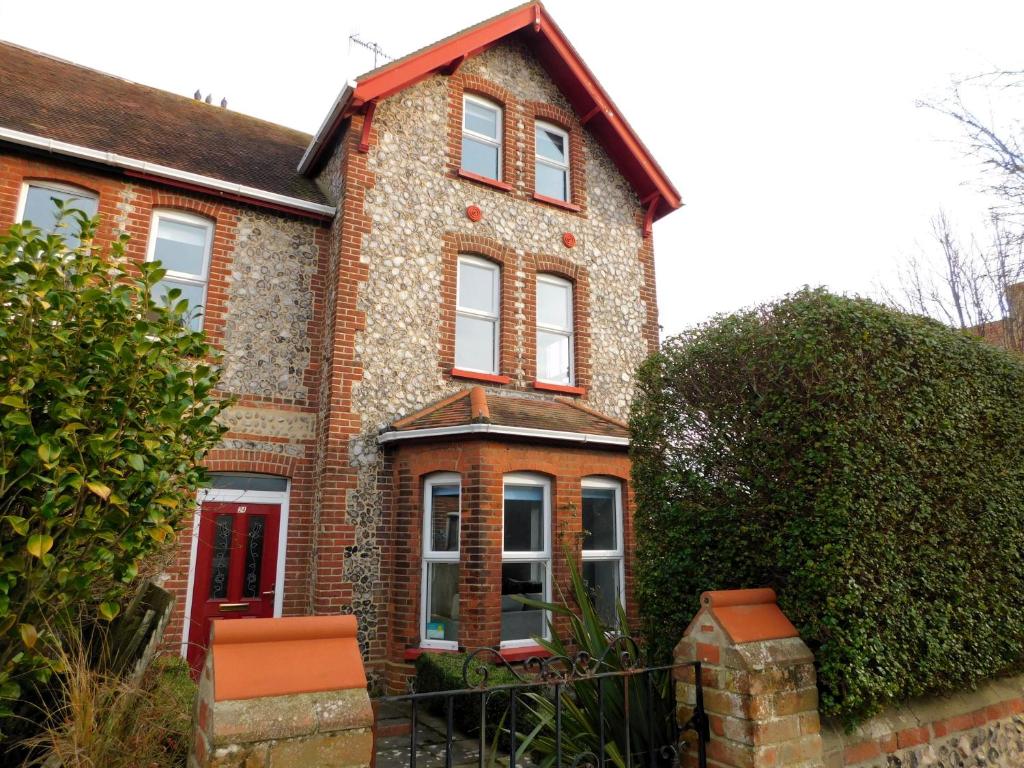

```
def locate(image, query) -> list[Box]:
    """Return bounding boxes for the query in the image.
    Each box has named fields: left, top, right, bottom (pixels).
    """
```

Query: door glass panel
left=582, top=560, right=622, bottom=626
left=242, top=515, right=266, bottom=599
left=210, top=474, right=287, bottom=492
left=504, top=485, right=544, bottom=552
left=426, top=562, right=459, bottom=642
left=501, top=561, right=547, bottom=641
left=582, top=487, right=617, bottom=551
left=209, top=514, right=234, bottom=600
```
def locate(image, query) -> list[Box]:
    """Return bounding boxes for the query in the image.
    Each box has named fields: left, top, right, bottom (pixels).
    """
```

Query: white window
left=18, top=181, right=99, bottom=249
left=462, top=95, right=503, bottom=181
left=501, top=473, right=551, bottom=646
left=535, top=121, right=570, bottom=201
left=581, top=478, right=625, bottom=628
left=536, top=275, right=574, bottom=385
left=455, top=255, right=500, bottom=374
left=421, top=474, right=461, bottom=649
left=146, top=210, right=214, bottom=331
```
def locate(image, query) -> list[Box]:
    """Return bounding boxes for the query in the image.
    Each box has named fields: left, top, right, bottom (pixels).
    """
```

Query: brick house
left=0, top=1, right=681, bottom=689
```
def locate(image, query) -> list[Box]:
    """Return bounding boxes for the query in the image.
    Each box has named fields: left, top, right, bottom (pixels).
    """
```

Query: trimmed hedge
left=631, top=288, right=1024, bottom=723
left=414, top=652, right=523, bottom=735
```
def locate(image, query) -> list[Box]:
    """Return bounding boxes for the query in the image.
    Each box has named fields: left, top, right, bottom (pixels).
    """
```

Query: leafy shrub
left=0, top=206, right=228, bottom=726
left=631, top=288, right=1024, bottom=723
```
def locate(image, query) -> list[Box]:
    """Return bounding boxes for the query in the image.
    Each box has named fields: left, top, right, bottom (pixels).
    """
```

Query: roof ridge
left=555, top=397, right=630, bottom=430
left=390, top=388, right=472, bottom=430
left=0, top=38, right=314, bottom=141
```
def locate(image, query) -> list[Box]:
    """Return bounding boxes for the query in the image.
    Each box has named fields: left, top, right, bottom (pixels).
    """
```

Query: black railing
left=375, top=637, right=709, bottom=768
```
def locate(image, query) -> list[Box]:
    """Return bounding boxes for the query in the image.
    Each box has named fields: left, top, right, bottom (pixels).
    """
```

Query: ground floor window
left=501, top=473, right=551, bottom=646
left=581, top=477, right=625, bottom=627
left=422, top=473, right=461, bottom=648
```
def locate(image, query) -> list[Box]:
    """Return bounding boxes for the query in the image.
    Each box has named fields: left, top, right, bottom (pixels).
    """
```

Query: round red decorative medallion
left=562, top=232, right=577, bottom=248
left=466, top=205, right=483, bottom=222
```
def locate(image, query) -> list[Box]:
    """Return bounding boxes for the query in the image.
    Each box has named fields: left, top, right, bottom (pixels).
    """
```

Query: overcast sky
left=2, top=0, right=1022, bottom=336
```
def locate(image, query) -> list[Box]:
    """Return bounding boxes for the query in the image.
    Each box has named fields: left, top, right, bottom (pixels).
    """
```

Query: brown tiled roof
left=0, top=41, right=326, bottom=205
left=390, top=387, right=628, bottom=440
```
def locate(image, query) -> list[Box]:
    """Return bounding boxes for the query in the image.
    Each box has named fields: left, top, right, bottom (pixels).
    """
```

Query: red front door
left=187, top=501, right=281, bottom=675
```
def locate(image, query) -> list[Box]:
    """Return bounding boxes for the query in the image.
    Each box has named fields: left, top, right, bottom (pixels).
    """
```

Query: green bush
left=414, top=652, right=521, bottom=736
left=0, top=205, right=228, bottom=727
left=631, top=288, right=1024, bottom=724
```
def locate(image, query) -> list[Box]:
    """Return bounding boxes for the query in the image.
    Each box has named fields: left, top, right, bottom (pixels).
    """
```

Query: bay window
left=422, top=474, right=461, bottom=649
left=536, top=274, right=574, bottom=385
left=455, top=255, right=500, bottom=374
left=501, top=474, right=551, bottom=646
left=581, top=478, right=625, bottom=627
left=147, top=210, right=213, bottom=331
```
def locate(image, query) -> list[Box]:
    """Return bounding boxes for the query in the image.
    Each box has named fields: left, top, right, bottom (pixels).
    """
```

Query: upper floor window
left=462, top=95, right=503, bottom=181
left=535, top=121, right=570, bottom=201
left=456, top=255, right=500, bottom=374
left=501, top=473, right=551, bottom=646
left=581, top=477, right=625, bottom=627
left=19, top=182, right=99, bottom=249
left=146, top=210, right=213, bottom=331
left=422, top=473, right=461, bottom=649
left=536, top=275, right=574, bottom=385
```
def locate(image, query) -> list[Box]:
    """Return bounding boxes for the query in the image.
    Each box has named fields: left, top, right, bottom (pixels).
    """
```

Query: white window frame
left=455, top=254, right=501, bottom=374
left=536, top=274, right=575, bottom=385
left=581, top=477, right=626, bottom=622
left=534, top=120, right=571, bottom=201
left=145, top=209, right=214, bottom=330
left=421, top=473, right=462, bottom=650
left=462, top=94, right=503, bottom=181
left=501, top=472, right=552, bottom=648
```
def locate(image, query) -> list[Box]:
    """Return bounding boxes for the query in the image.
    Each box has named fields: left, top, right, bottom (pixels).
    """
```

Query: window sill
left=498, top=645, right=553, bottom=662
left=458, top=168, right=513, bottom=192
left=451, top=368, right=511, bottom=385
left=532, top=381, right=585, bottom=396
left=532, top=192, right=581, bottom=212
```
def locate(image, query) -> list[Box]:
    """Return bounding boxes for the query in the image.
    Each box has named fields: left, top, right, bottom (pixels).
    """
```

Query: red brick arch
left=203, top=448, right=300, bottom=479
left=524, top=100, right=587, bottom=214
left=447, top=73, right=518, bottom=187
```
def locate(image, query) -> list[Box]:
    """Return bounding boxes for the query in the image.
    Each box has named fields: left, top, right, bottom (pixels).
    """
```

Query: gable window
left=146, top=210, right=213, bottom=331
left=535, top=122, right=570, bottom=201
left=581, top=478, right=625, bottom=627
left=536, top=275, right=574, bottom=385
left=462, top=95, right=503, bottom=181
left=455, top=255, right=500, bottom=374
left=422, top=474, right=461, bottom=649
left=19, top=182, right=99, bottom=249
left=501, top=474, right=551, bottom=646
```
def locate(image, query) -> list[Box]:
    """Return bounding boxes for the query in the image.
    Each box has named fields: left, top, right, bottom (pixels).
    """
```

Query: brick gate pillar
left=675, top=589, right=823, bottom=768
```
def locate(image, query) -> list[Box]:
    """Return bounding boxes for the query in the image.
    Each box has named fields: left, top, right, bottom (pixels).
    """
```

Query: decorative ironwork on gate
left=375, top=636, right=709, bottom=768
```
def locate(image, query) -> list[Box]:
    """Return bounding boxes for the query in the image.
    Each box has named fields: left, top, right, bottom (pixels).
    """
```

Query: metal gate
left=374, top=636, right=709, bottom=768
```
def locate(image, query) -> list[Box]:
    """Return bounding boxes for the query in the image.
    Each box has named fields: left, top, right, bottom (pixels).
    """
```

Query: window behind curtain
left=462, top=95, right=502, bottom=180
left=147, top=211, right=213, bottom=331
left=536, top=275, right=574, bottom=384
left=456, top=255, right=500, bottom=373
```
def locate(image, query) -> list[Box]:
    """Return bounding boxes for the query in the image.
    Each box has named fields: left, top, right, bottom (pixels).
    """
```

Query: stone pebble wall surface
left=823, top=674, right=1024, bottom=767
left=344, top=40, right=654, bottom=660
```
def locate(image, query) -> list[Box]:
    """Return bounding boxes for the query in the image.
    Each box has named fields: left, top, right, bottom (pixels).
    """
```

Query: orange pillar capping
left=190, top=615, right=373, bottom=768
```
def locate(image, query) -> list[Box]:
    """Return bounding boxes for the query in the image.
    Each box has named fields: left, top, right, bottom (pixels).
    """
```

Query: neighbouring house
left=975, top=283, right=1024, bottom=352
left=0, top=1, right=681, bottom=689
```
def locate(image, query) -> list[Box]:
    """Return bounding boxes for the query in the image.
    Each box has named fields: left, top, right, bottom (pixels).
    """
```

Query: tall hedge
left=631, top=288, right=1024, bottom=723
